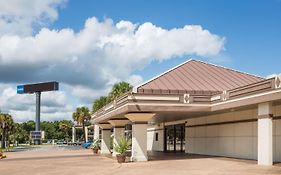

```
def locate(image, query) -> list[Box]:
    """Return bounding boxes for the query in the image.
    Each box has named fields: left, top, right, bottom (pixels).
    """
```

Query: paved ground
left=1, top=146, right=281, bottom=175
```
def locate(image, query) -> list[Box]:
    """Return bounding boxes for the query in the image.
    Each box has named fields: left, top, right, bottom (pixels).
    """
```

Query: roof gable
left=135, top=59, right=264, bottom=95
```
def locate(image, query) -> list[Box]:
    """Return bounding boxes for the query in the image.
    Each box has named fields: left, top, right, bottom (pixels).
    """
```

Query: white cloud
left=0, top=0, right=65, bottom=36
left=266, top=74, right=279, bottom=79
left=0, top=2, right=226, bottom=122
left=126, top=75, right=143, bottom=86
left=10, top=110, right=73, bottom=123
left=0, top=83, right=74, bottom=122
left=70, top=85, right=110, bottom=104
left=0, top=17, right=225, bottom=88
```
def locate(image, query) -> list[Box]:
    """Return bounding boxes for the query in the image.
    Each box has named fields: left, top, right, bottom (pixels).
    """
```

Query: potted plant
left=113, top=137, right=131, bottom=163
left=0, top=149, right=7, bottom=159
left=90, top=139, right=100, bottom=154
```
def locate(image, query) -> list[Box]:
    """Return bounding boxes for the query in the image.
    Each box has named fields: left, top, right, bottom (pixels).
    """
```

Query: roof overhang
left=92, top=75, right=281, bottom=124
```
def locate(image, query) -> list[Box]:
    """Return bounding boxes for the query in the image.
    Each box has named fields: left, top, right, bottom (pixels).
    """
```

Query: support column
left=108, top=119, right=130, bottom=156
left=34, top=91, right=41, bottom=145
left=125, top=113, right=155, bottom=162
left=131, top=123, right=148, bottom=161
left=93, top=125, right=100, bottom=140
left=258, top=102, right=273, bottom=165
left=98, top=123, right=112, bottom=155
left=85, top=126, right=88, bottom=143
left=72, top=127, right=76, bottom=143
left=112, top=127, right=125, bottom=156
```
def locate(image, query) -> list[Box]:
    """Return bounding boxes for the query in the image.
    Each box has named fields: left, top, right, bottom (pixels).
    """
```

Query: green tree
left=12, top=123, right=29, bottom=144
left=58, top=120, right=72, bottom=142
left=92, top=96, right=108, bottom=113
left=108, top=81, right=133, bottom=102
left=0, top=113, right=14, bottom=149
left=22, top=120, right=35, bottom=133
left=41, top=121, right=56, bottom=140
left=91, top=82, right=133, bottom=114
left=72, top=107, right=90, bottom=142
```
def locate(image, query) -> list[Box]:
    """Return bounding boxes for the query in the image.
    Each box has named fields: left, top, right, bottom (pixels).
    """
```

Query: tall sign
left=17, top=81, right=59, bottom=145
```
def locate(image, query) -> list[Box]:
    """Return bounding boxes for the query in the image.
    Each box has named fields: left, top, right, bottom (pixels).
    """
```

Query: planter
left=0, top=152, right=6, bottom=159
left=116, top=154, right=126, bottom=163
left=92, top=148, right=99, bottom=154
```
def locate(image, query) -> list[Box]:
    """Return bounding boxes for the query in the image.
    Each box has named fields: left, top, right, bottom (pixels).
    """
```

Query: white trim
left=92, top=102, right=211, bottom=122
left=164, top=120, right=186, bottom=126
left=212, top=88, right=281, bottom=107
left=128, top=95, right=179, bottom=101
left=104, top=104, right=114, bottom=111
left=183, top=94, right=190, bottom=103
left=130, top=102, right=211, bottom=107
left=275, top=74, right=281, bottom=89
left=132, top=58, right=193, bottom=93
left=211, top=95, right=221, bottom=101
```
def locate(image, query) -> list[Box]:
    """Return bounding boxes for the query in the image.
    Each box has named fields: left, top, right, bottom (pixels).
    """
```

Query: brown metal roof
left=137, top=59, right=264, bottom=95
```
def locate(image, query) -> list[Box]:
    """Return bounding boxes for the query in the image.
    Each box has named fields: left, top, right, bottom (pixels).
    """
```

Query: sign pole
left=17, top=81, right=59, bottom=145
left=35, top=91, right=41, bottom=145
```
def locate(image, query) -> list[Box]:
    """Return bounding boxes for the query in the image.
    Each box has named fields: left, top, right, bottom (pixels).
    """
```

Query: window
left=155, top=133, right=158, bottom=141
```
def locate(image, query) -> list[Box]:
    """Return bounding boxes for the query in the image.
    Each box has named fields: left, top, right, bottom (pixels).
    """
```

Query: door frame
left=164, top=123, right=185, bottom=152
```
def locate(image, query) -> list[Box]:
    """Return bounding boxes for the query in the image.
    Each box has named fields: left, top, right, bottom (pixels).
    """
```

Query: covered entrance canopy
left=91, top=59, right=281, bottom=164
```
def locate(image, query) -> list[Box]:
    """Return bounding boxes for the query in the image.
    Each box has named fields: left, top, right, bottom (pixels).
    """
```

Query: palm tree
left=72, top=107, right=90, bottom=142
left=91, top=82, right=133, bottom=114
left=59, top=120, right=72, bottom=142
left=0, top=113, right=14, bottom=149
left=92, top=96, right=108, bottom=113
left=108, top=81, right=133, bottom=102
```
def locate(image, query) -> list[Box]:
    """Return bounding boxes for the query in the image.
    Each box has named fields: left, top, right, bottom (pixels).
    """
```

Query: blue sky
left=0, top=0, right=280, bottom=122
left=52, top=0, right=281, bottom=78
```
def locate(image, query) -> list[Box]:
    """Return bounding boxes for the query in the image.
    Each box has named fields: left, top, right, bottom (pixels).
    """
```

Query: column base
left=100, top=150, right=111, bottom=155
left=130, top=156, right=148, bottom=162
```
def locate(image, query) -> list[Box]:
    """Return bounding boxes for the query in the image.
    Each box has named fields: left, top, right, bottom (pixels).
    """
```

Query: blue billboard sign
left=16, top=82, right=58, bottom=94
left=17, top=85, right=24, bottom=94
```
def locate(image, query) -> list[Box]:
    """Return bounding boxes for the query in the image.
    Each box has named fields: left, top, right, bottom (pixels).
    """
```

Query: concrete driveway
left=1, top=147, right=281, bottom=175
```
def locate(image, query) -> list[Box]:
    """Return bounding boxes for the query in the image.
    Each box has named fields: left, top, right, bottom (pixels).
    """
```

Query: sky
left=0, top=0, right=280, bottom=122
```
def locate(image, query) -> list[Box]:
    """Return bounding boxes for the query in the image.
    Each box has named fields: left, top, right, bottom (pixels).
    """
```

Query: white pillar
left=85, top=126, right=88, bottom=143
left=101, top=129, right=111, bottom=154
left=125, top=113, right=155, bottom=162
left=131, top=123, right=148, bottom=161
left=258, top=102, right=273, bottom=165
left=108, top=119, right=130, bottom=157
left=112, top=127, right=125, bottom=156
left=93, top=125, right=100, bottom=140
left=72, top=127, right=76, bottom=143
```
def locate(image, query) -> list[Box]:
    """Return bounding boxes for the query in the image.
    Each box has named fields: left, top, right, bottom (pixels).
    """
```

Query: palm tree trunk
left=13, top=131, right=16, bottom=147
left=82, top=121, right=86, bottom=143
left=1, top=128, right=6, bottom=149
left=6, top=132, right=9, bottom=149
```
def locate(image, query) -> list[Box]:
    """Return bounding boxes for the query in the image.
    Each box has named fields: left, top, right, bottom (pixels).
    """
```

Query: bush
left=113, top=137, right=131, bottom=155
left=90, top=139, right=100, bottom=149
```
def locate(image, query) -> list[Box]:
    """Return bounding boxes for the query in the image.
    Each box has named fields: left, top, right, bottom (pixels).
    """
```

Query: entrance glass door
left=164, top=124, right=185, bottom=152
left=166, top=126, right=175, bottom=151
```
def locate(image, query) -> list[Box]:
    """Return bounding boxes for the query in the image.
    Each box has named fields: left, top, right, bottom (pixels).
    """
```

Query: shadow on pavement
left=1, top=154, right=94, bottom=162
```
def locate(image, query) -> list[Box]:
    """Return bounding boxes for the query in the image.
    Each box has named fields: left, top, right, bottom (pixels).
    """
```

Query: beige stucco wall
left=147, top=124, right=164, bottom=151
left=186, top=109, right=258, bottom=160
left=273, top=120, right=281, bottom=162
left=186, top=104, right=281, bottom=162
left=147, top=104, right=281, bottom=162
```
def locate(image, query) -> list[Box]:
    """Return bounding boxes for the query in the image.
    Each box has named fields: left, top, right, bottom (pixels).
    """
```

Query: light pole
left=17, top=82, right=59, bottom=145
left=34, top=91, right=41, bottom=145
